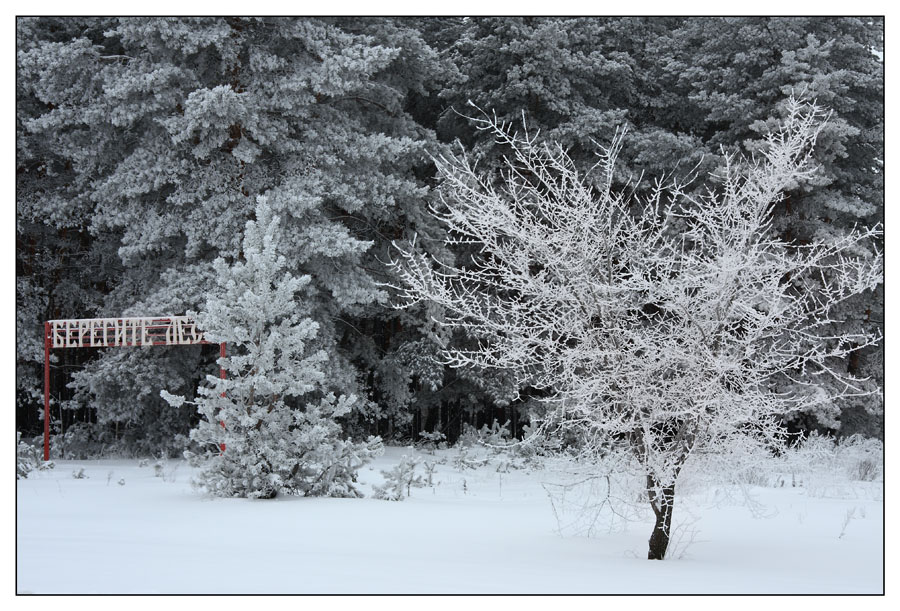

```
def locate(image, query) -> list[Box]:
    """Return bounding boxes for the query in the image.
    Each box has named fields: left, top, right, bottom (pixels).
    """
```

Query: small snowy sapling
left=373, top=452, right=425, bottom=501
left=452, top=444, right=490, bottom=472
left=17, top=432, right=40, bottom=480
left=418, top=430, right=446, bottom=454
left=164, top=198, right=383, bottom=499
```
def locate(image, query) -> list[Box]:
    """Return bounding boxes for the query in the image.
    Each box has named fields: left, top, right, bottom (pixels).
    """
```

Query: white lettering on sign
left=79, top=321, right=89, bottom=347
left=52, top=323, right=66, bottom=348
left=46, top=317, right=207, bottom=348
left=66, top=320, right=79, bottom=348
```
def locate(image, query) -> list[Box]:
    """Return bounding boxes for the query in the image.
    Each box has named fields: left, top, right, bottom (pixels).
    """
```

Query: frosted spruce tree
left=164, top=198, right=382, bottom=499
left=391, top=99, right=882, bottom=559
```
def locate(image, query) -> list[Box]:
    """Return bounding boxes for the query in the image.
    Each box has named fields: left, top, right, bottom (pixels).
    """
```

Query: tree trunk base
left=647, top=476, right=675, bottom=560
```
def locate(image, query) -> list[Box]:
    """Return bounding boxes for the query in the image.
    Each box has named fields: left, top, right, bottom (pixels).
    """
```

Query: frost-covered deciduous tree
left=391, top=98, right=882, bottom=559
left=165, top=199, right=382, bottom=499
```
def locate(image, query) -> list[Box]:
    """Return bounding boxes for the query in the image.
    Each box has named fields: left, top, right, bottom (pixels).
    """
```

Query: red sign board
left=42, top=316, right=224, bottom=461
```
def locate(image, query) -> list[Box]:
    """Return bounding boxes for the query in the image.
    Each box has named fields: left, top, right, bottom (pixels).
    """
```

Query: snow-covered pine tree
left=166, top=198, right=382, bottom=499
left=391, top=98, right=882, bottom=559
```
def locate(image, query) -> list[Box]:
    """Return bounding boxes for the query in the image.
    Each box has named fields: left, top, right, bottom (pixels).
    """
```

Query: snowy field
left=17, top=445, right=883, bottom=594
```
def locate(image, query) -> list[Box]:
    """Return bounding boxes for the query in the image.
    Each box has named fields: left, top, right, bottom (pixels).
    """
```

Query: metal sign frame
left=42, top=316, right=226, bottom=461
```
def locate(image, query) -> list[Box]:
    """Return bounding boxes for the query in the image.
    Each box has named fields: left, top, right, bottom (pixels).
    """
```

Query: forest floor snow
left=17, top=445, right=883, bottom=594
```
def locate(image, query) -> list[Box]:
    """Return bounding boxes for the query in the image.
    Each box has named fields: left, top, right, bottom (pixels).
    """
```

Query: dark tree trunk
left=646, top=474, right=676, bottom=560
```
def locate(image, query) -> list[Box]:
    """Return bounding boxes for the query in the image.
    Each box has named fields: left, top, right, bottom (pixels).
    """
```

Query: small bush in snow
left=851, top=458, right=879, bottom=482
left=17, top=432, right=40, bottom=480
left=452, top=444, right=490, bottom=471
left=477, top=420, right=515, bottom=451
left=417, top=430, right=446, bottom=454
left=837, top=435, right=883, bottom=482
left=457, top=421, right=514, bottom=449
left=777, top=432, right=883, bottom=491
left=373, top=452, right=425, bottom=501
left=735, top=467, right=776, bottom=489
left=423, top=459, right=441, bottom=487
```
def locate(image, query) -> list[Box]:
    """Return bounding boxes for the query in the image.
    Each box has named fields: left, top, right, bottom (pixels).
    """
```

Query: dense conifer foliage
left=17, top=17, right=883, bottom=457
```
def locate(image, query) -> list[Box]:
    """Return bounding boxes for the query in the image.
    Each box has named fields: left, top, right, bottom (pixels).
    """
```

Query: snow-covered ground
left=16, top=445, right=883, bottom=594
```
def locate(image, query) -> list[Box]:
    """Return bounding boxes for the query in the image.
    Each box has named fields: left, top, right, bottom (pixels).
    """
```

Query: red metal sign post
left=219, top=341, right=227, bottom=453
left=41, top=316, right=225, bottom=461
left=43, top=322, right=50, bottom=461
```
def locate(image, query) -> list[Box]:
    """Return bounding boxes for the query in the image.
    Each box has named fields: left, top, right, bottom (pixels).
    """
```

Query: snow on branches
left=165, top=197, right=382, bottom=499
left=390, top=97, right=882, bottom=558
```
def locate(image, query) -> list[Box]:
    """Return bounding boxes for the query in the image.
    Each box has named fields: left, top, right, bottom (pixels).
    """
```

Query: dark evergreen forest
left=16, top=17, right=883, bottom=457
